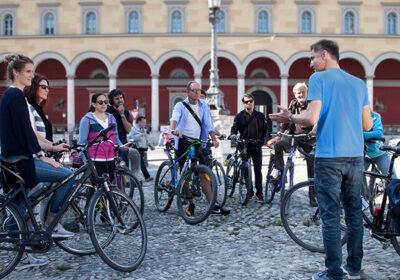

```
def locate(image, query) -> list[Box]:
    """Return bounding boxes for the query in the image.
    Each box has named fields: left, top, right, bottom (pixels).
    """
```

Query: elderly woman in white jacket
left=128, top=116, right=154, bottom=182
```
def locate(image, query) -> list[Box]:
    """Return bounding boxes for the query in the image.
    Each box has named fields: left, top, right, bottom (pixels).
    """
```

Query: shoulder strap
left=181, top=101, right=202, bottom=128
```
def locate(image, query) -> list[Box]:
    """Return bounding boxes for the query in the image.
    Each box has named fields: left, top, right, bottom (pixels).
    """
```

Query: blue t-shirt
left=307, top=68, right=369, bottom=158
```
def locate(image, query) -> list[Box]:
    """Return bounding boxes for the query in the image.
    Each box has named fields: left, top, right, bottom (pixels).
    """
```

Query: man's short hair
left=108, top=89, right=125, bottom=106
left=137, top=116, right=146, bottom=122
left=186, top=81, right=198, bottom=92
left=293, top=82, right=308, bottom=92
left=242, top=93, right=255, bottom=103
left=310, top=39, right=339, bottom=62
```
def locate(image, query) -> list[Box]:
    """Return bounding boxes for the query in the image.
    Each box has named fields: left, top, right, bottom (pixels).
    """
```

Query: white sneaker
left=16, top=254, right=48, bottom=270
left=342, top=265, right=361, bottom=280
left=52, top=223, right=74, bottom=238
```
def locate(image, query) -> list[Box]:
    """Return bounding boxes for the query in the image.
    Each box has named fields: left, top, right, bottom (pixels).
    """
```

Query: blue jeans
left=364, top=152, right=397, bottom=179
left=314, top=157, right=364, bottom=280
left=34, top=159, right=74, bottom=216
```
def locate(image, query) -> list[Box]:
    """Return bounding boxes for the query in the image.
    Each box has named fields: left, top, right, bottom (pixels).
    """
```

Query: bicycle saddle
left=0, top=155, right=29, bottom=166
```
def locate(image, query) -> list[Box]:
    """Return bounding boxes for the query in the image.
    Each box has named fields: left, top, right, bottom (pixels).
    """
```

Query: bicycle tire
left=114, top=169, right=144, bottom=215
left=213, top=161, right=228, bottom=208
left=280, top=180, right=347, bottom=253
left=88, top=188, right=147, bottom=272
left=387, top=213, right=400, bottom=256
left=280, top=161, right=293, bottom=203
left=238, top=161, right=252, bottom=206
left=0, top=201, right=25, bottom=278
left=177, top=164, right=217, bottom=225
left=42, top=176, right=98, bottom=256
left=264, top=158, right=277, bottom=204
left=154, top=160, right=175, bottom=212
left=226, top=159, right=236, bottom=197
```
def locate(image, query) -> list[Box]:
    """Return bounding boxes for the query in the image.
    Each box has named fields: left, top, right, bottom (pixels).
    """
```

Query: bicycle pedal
left=382, top=240, right=391, bottom=250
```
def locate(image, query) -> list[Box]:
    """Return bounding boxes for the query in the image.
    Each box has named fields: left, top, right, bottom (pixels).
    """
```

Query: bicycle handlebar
left=273, top=132, right=315, bottom=139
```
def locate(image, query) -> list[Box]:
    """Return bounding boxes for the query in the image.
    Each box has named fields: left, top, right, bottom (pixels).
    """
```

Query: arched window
left=301, top=11, right=312, bottom=33
left=90, top=69, right=107, bottom=79
left=258, top=10, right=268, bottom=33
left=128, top=11, right=139, bottom=33
left=216, top=10, right=225, bottom=33
left=45, top=13, right=55, bottom=35
left=86, top=12, right=96, bottom=34
left=387, top=12, right=397, bottom=34
left=171, top=10, right=182, bottom=33
left=4, top=14, right=13, bottom=36
left=344, top=12, right=354, bottom=34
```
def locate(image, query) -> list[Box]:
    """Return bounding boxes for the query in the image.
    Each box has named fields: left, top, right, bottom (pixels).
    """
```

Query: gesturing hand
left=268, top=106, right=291, bottom=123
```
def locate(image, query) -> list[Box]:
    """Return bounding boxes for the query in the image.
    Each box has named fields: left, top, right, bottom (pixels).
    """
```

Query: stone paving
left=5, top=146, right=400, bottom=280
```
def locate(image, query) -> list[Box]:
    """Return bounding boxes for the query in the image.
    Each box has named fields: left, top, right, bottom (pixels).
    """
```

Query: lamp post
left=207, top=0, right=229, bottom=114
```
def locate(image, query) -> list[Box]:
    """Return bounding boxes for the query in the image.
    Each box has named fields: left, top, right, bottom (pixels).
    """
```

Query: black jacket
left=230, top=109, right=267, bottom=145
left=0, top=87, right=42, bottom=189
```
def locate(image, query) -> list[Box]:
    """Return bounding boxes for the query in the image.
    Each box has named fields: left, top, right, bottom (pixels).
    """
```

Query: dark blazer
left=231, top=109, right=267, bottom=145
left=0, top=87, right=41, bottom=188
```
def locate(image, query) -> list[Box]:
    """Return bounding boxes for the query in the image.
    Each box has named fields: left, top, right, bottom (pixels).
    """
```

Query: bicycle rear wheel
left=280, top=180, right=347, bottom=253
left=154, top=160, right=175, bottom=212
left=226, top=159, right=236, bottom=197
left=88, top=188, right=147, bottom=272
left=114, top=169, right=144, bottom=214
left=177, top=164, right=217, bottom=225
left=264, top=157, right=277, bottom=204
left=0, top=201, right=25, bottom=278
left=213, top=161, right=227, bottom=208
left=238, top=161, right=252, bottom=206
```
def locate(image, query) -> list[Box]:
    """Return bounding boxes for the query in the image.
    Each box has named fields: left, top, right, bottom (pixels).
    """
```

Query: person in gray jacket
left=128, top=116, right=154, bottom=182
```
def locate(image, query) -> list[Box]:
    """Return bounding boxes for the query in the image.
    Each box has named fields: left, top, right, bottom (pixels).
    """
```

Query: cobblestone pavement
left=5, top=147, right=400, bottom=280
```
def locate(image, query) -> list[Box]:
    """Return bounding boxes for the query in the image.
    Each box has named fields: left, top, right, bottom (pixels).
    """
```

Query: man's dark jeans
left=314, top=157, right=364, bottom=280
left=247, top=145, right=263, bottom=196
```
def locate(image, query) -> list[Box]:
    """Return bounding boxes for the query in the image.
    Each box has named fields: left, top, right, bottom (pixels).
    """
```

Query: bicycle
left=154, top=135, right=217, bottom=224
left=225, top=138, right=257, bottom=206
left=264, top=132, right=315, bottom=204
left=0, top=124, right=147, bottom=277
left=280, top=143, right=400, bottom=255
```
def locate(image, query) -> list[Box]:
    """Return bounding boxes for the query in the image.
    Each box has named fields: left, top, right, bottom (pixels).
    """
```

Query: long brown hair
left=24, top=74, right=50, bottom=107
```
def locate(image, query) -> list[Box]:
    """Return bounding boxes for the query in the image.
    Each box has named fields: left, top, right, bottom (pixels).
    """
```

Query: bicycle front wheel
left=264, top=158, right=277, bottom=204
left=280, top=161, right=294, bottom=203
left=177, top=164, right=217, bottom=225
left=226, top=159, right=236, bottom=197
left=213, top=161, right=228, bottom=208
left=0, top=201, right=25, bottom=278
left=154, top=160, right=175, bottom=212
left=88, top=188, right=147, bottom=272
left=280, top=180, right=347, bottom=253
left=238, top=161, right=252, bottom=206
left=114, top=169, right=144, bottom=214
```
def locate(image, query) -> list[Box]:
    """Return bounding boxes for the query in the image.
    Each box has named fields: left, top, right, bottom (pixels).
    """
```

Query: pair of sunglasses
left=97, top=100, right=109, bottom=105
left=39, top=84, right=50, bottom=90
left=243, top=100, right=254, bottom=104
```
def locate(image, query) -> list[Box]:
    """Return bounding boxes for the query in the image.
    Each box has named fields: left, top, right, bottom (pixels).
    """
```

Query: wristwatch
left=37, top=152, right=44, bottom=159
left=288, top=113, right=293, bottom=123
left=120, top=114, right=126, bottom=118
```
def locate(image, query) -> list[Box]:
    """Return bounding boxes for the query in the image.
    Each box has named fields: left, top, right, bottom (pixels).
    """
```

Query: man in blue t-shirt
left=270, top=39, right=372, bottom=280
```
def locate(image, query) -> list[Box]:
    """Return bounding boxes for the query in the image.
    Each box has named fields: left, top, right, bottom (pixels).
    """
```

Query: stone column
left=67, top=75, right=75, bottom=133
left=280, top=74, right=288, bottom=107
left=151, top=74, right=159, bottom=132
left=109, top=74, right=117, bottom=91
left=237, top=74, right=245, bottom=113
left=194, top=74, right=202, bottom=87
left=366, top=76, right=374, bottom=106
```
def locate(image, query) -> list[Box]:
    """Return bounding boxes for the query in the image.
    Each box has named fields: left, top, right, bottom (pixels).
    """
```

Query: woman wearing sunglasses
left=78, top=92, right=123, bottom=179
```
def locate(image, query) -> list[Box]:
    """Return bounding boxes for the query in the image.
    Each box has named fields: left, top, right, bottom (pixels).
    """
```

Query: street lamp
left=207, top=0, right=229, bottom=114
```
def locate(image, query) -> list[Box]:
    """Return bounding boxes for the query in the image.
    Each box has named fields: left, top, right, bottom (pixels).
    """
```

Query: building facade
left=0, top=0, right=399, bottom=134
